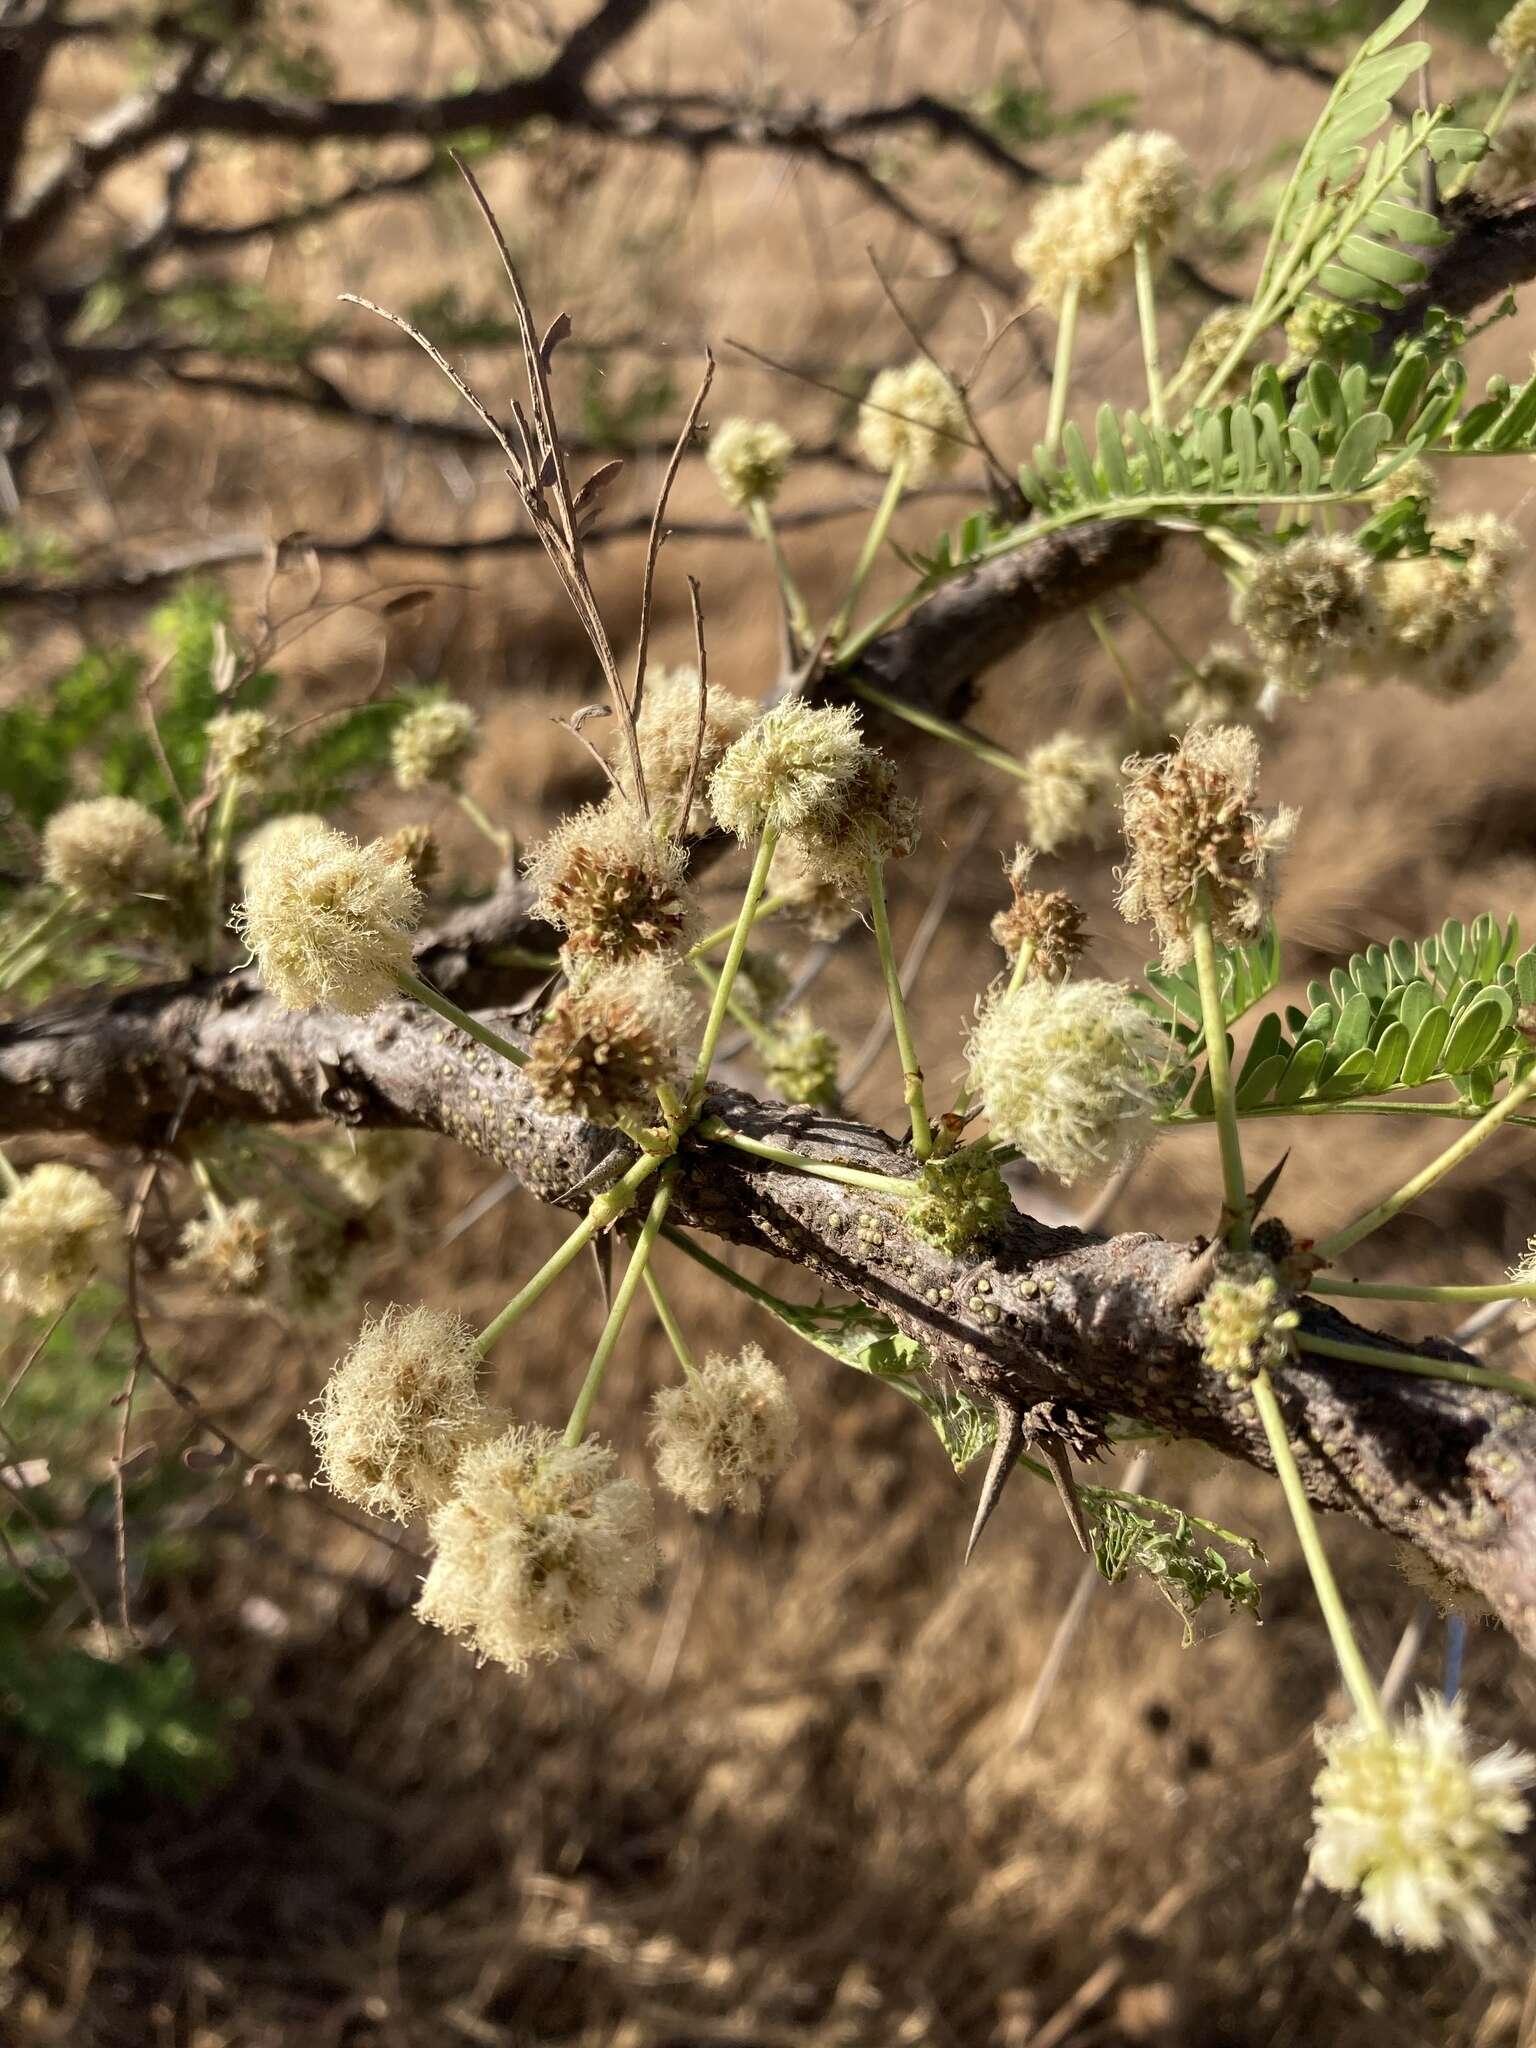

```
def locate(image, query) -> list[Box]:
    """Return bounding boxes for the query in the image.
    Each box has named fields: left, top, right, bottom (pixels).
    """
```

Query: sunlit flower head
left=707, top=417, right=795, bottom=508
left=42, top=796, right=175, bottom=908
left=235, top=822, right=421, bottom=1013
left=0, top=1163, right=120, bottom=1316
left=857, top=360, right=968, bottom=483
left=391, top=698, right=480, bottom=792
left=525, top=797, right=692, bottom=966
left=649, top=1344, right=798, bottom=1514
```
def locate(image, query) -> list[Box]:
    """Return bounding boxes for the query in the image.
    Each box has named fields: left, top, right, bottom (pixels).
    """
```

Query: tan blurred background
left=6, top=1, right=1536, bottom=2042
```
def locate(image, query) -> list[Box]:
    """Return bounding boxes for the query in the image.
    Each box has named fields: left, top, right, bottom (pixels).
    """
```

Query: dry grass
left=7, top=3, right=1536, bottom=2042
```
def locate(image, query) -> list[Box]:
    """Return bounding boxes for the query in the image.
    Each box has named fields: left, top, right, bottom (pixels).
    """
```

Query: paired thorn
left=964, top=1398, right=1093, bottom=1565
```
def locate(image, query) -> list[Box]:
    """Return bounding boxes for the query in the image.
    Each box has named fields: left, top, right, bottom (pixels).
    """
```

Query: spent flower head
left=1309, top=1693, right=1534, bottom=1950
left=525, top=958, right=694, bottom=1126
left=42, top=796, right=175, bottom=908
left=206, top=710, right=279, bottom=789
left=235, top=821, right=421, bottom=1013
left=1118, top=725, right=1296, bottom=966
left=1196, top=1252, right=1299, bottom=1378
left=613, top=666, right=760, bottom=836
left=525, top=797, right=692, bottom=966
left=382, top=821, right=440, bottom=885
left=966, top=977, right=1166, bottom=1184
left=707, top=417, right=795, bottom=509
left=857, top=360, right=968, bottom=483
left=1019, top=732, right=1121, bottom=855
left=1236, top=535, right=1380, bottom=696
left=709, top=700, right=870, bottom=843
left=319, top=1129, right=422, bottom=1209
left=0, top=1162, right=120, bottom=1316
left=176, top=1197, right=282, bottom=1299
left=779, top=749, right=920, bottom=898
left=989, top=846, right=1088, bottom=980
left=1492, top=0, right=1536, bottom=72
left=306, top=1302, right=487, bottom=1521
left=391, top=698, right=480, bottom=792
left=417, top=1426, right=657, bottom=1670
left=649, top=1344, right=798, bottom=1514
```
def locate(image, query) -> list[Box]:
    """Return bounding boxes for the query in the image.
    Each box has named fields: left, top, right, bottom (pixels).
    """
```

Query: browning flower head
left=206, top=710, right=279, bottom=789
left=779, top=748, right=920, bottom=897
left=1475, top=113, right=1536, bottom=198
left=1196, top=1252, right=1298, bottom=1378
left=234, top=821, right=421, bottom=1014
left=319, top=1129, right=422, bottom=1208
left=906, top=1145, right=1013, bottom=1256
left=42, top=796, right=175, bottom=908
left=1181, top=306, right=1257, bottom=403
left=1118, top=725, right=1296, bottom=965
left=1018, top=732, right=1122, bottom=855
left=382, top=822, right=440, bottom=886
left=306, top=1302, right=486, bottom=1521
left=760, top=1009, right=841, bottom=1111
left=391, top=698, right=480, bottom=792
left=235, top=812, right=326, bottom=878
left=525, top=797, right=692, bottom=966
left=1080, top=129, right=1195, bottom=257
left=707, top=416, right=795, bottom=509
left=989, top=847, right=1088, bottom=979
left=1371, top=516, right=1522, bottom=699
left=857, top=360, right=968, bottom=483
left=176, top=1197, right=282, bottom=1299
left=1167, top=644, right=1264, bottom=732
left=649, top=1344, right=798, bottom=1514
left=709, top=700, right=871, bottom=843
left=1309, top=1693, right=1534, bottom=1950
left=524, top=958, right=694, bottom=1126
left=0, top=1163, right=121, bottom=1316
left=1492, top=0, right=1536, bottom=72
left=965, top=977, right=1166, bottom=1184
left=613, top=666, right=760, bottom=836
left=1012, top=183, right=1128, bottom=315
left=417, top=1425, right=658, bottom=1670
left=1235, top=535, right=1380, bottom=696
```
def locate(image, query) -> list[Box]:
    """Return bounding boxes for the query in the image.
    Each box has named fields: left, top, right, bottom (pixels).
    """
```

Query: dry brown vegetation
left=6, top=1, right=1536, bottom=2042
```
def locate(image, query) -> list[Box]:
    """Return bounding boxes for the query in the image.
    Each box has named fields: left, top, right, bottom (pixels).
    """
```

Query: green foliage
left=0, top=524, right=76, bottom=580
left=1178, top=913, right=1535, bottom=1119
left=970, top=75, right=1138, bottom=148
left=1133, top=924, right=1283, bottom=1058
left=284, top=702, right=404, bottom=811
left=404, top=285, right=520, bottom=349
left=79, top=277, right=316, bottom=363
left=1089, top=1491, right=1263, bottom=1645
left=0, top=1634, right=233, bottom=1798
left=577, top=362, right=677, bottom=449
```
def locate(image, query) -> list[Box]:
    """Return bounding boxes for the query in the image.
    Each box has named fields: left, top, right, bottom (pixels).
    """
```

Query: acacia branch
left=5, top=977, right=1535, bottom=1647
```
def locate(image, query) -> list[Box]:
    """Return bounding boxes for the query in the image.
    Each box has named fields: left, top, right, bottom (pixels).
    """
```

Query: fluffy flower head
left=236, top=812, right=326, bottom=878
left=966, top=977, right=1166, bottom=1183
left=525, top=797, right=691, bottom=966
left=417, top=1426, right=657, bottom=1670
left=525, top=958, right=694, bottom=1126
left=1118, top=725, right=1296, bottom=965
left=707, top=417, right=795, bottom=508
left=306, top=1303, right=486, bottom=1521
left=612, top=666, right=760, bottom=836
left=206, top=710, right=279, bottom=788
left=1081, top=129, right=1194, bottom=256
left=1013, top=183, right=1127, bottom=314
left=1019, top=732, right=1121, bottom=855
left=1181, top=306, right=1257, bottom=402
left=709, top=700, right=870, bottom=842
left=391, top=698, right=480, bottom=792
left=42, top=796, right=174, bottom=907
left=779, top=749, right=919, bottom=897
left=649, top=1345, right=798, bottom=1514
left=857, top=360, right=967, bottom=483
left=1167, top=645, right=1263, bottom=732
left=1236, top=535, right=1380, bottom=695
left=1309, top=1694, right=1534, bottom=1950
left=1371, top=516, right=1521, bottom=699
left=235, top=821, right=421, bottom=1013
left=1475, top=113, right=1536, bottom=197
left=1492, top=0, right=1536, bottom=72
left=0, top=1163, right=120, bottom=1315
left=176, top=1198, right=281, bottom=1299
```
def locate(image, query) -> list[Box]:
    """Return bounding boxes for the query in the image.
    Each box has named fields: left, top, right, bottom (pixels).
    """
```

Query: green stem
left=687, top=890, right=791, bottom=961
left=1086, top=605, right=1143, bottom=716
left=1189, top=881, right=1249, bottom=1250
left=691, top=956, right=772, bottom=1053
left=850, top=678, right=1027, bottom=781
left=1445, top=68, right=1524, bottom=200
left=865, top=855, right=932, bottom=1160
left=475, top=1147, right=666, bottom=1357
left=828, top=577, right=939, bottom=673
left=1133, top=235, right=1164, bottom=432
left=697, top=1117, right=916, bottom=1197
left=0, top=894, right=82, bottom=987
left=1310, top=1276, right=1536, bottom=1306
left=1165, top=1099, right=1536, bottom=1132
left=205, top=775, right=243, bottom=964
left=663, top=1224, right=803, bottom=1315
left=1121, top=591, right=1200, bottom=680
left=564, top=1172, right=676, bottom=1444
left=1315, top=1068, right=1536, bottom=1262
left=1044, top=277, right=1080, bottom=459
left=642, top=1264, right=698, bottom=1376
left=0, top=1148, right=21, bottom=1196
left=748, top=498, right=814, bottom=650
left=1250, top=1366, right=1384, bottom=1730
left=1295, top=1332, right=1536, bottom=1404
left=455, top=789, right=512, bottom=859
left=830, top=457, right=909, bottom=644
left=395, top=969, right=528, bottom=1067
left=189, top=1156, right=228, bottom=1225
left=687, top=827, right=778, bottom=1109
